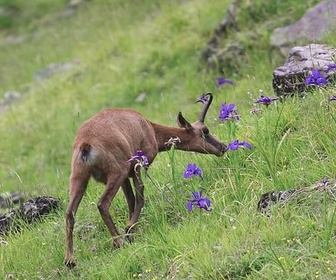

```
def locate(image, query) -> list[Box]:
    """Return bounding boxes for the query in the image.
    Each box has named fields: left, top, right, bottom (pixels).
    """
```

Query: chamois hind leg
left=97, top=171, right=128, bottom=248
left=64, top=172, right=90, bottom=269
left=122, top=178, right=136, bottom=242
left=121, top=178, right=135, bottom=223
left=125, top=168, right=144, bottom=239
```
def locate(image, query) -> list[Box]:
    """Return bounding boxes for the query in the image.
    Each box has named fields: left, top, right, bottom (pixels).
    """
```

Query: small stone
left=135, top=92, right=147, bottom=103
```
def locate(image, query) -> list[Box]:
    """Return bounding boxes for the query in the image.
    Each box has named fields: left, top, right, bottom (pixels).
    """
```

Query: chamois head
left=175, top=92, right=226, bottom=157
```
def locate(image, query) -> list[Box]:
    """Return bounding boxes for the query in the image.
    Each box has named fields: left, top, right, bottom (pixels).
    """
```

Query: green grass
left=1, top=0, right=336, bottom=279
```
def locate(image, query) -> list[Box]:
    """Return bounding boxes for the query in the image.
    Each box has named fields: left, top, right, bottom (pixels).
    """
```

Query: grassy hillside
left=1, top=0, right=336, bottom=279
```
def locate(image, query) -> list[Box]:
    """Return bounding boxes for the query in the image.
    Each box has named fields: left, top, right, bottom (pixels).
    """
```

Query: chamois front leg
left=125, top=168, right=144, bottom=241
left=97, top=173, right=127, bottom=248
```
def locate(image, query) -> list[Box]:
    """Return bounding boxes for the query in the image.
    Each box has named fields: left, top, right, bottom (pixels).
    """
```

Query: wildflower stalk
left=225, top=138, right=252, bottom=200
left=227, top=120, right=237, bottom=139
left=322, top=192, right=336, bottom=251
left=231, top=152, right=244, bottom=200
left=165, top=136, right=181, bottom=188
left=187, top=190, right=211, bottom=247
left=197, top=209, right=202, bottom=246
left=168, top=143, right=177, bottom=186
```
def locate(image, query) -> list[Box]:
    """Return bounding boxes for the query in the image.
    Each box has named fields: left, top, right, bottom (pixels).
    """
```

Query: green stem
left=197, top=209, right=202, bottom=246
left=169, top=144, right=176, bottom=186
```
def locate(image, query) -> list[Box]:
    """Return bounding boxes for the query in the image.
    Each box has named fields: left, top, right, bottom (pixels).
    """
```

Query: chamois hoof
left=64, top=258, right=76, bottom=269
left=125, top=234, right=134, bottom=244
left=124, top=226, right=135, bottom=243
left=112, top=237, right=124, bottom=249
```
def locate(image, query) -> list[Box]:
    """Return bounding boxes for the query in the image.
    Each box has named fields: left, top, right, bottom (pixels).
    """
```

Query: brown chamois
left=64, top=92, right=226, bottom=268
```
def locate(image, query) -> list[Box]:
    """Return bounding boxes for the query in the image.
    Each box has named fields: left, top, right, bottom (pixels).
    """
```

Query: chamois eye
left=202, top=127, right=209, bottom=136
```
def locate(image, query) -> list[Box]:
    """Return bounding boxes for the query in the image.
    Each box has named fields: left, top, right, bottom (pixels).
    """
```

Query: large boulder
left=271, top=0, right=336, bottom=57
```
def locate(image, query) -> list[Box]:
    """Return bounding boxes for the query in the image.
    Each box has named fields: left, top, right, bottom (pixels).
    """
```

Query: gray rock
left=58, top=0, right=88, bottom=18
left=0, top=210, right=17, bottom=235
left=0, top=191, right=25, bottom=209
left=271, top=0, right=336, bottom=57
left=34, top=59, right=80, bottom=80
left=272, top=44, right=336, bottom=97
left=0, top=91, right=22, bottom=111
left=257, top=189, right=296, bottom=216
left=5, top=35, right=28, bottom=45
left=258, top=178, right=336, bottom=216
left=68, top=0, right=87, bottom=8
left=19, top=196, right=61, bottom=223
left=3, top=91, right=21, bottom=103
left=135, top=92, right=147, bottom=103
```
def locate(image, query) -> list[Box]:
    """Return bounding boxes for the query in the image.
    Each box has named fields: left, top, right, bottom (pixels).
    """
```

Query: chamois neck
left=150, top=122, right=191, bottom=152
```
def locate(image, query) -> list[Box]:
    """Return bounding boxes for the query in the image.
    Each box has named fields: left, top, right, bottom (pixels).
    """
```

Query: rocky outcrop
left=201, top=0, right=242, bottom=71
left=0, top=196, right=61, bottom=235
left=0, top=91, right=22, bottom=111
left=272, top=44, right=336, bottom=97
left=34, top=59, right=80, bottom=80
left=258, top=178, right=336, bottom=216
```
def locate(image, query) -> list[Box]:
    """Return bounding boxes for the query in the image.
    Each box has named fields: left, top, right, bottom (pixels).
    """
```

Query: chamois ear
left=177, top=112, right=192, bottom=130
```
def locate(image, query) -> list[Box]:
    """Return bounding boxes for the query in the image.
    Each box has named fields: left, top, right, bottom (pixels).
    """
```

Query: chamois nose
left=220, top=143, right=227, bottom=155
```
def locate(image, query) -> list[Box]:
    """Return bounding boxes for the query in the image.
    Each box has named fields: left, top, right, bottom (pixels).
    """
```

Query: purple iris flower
left=305, top=69, right=328, bottom=86
left=217, top=77, right=234, bottom=87
left=183, top=163, right=203, bottom=180
left=255, top=95, right=279, bottom=106
left=330, top=96, right=336, bottom=101
left=326, top=64, right=336, bottom=73
left=226, top=139, right=252, bottom=151
left=187, top=191, right=211, bottom=211
left=219, top=103, right=239, bottom=121
left=126, top=150, right=149, bottom=167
